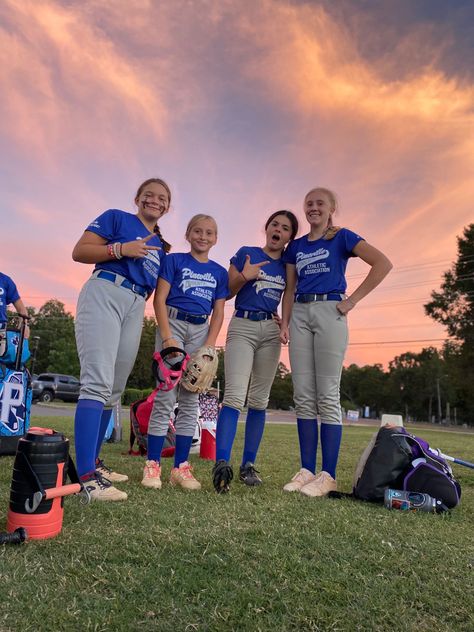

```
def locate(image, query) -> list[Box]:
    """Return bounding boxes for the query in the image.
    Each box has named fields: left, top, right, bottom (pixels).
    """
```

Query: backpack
left=0, top=323, right=32, bottom=455
left=129, top=395, right=202, bottom=458
left=353, top=426, right=461, bottom=510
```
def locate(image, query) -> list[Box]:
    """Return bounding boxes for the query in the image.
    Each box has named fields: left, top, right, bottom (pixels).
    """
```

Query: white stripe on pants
left=289, top=301, right=348, bottom=424
left=148, top=318, right=208, bottom=437
left=223, top=316, right=281, bottom=411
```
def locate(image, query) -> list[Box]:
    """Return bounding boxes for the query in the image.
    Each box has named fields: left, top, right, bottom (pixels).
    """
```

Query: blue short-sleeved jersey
left=160, top=253, right=229, bottom=315
left=231, top=246, right=286, bottom=313
left=87, top=209, right=164, bottom=293
left=283, top=228, right=363, bottom=294
left=0, top=273, right=21, bottom=324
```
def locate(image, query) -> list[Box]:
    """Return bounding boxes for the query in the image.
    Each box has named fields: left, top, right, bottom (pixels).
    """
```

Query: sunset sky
left=1, top=0, right=473, bottom=369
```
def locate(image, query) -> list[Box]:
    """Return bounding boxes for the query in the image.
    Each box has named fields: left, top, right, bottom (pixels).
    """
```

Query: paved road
left=30, top=403, right=473, bottom=434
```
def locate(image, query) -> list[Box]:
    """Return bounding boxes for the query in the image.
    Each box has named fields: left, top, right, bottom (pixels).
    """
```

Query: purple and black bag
left=353, top=426, right=461, bottom=510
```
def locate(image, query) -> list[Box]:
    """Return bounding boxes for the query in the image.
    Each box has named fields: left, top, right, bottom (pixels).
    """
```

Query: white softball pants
left=222, top=316, right=281, bottom=411
left=148, top=317, right=208, bottom=437
left=289, top=301, right=348, bottom=424
left=75, top=276, right=145, bottom=407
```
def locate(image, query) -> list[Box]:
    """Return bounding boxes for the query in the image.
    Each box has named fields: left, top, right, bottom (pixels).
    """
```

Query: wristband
left=113, top=242, right=123, bottom=260
left=162, top=337, right=174, bottom=344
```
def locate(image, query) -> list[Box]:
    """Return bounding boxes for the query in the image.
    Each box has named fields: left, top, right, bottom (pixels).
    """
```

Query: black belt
left=96, top=271, right=148, bottom=298
left=173, top=310, right=208, bottom=325
left=295, top=293, right=343, bottom=303
left=234, top=310, right=275, bottom=321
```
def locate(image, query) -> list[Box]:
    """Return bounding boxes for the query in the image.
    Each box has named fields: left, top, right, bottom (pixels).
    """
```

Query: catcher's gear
left=152, top=347, right=189, bottom=392
left=181, top=345, right=218, bottom=393
left=212, top=460, right=234, bottom=494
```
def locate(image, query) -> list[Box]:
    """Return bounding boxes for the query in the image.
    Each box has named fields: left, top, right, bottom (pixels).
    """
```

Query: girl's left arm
left=205, top=298, right=225, bottom=346
left=337, top=241, right=393, bottom=315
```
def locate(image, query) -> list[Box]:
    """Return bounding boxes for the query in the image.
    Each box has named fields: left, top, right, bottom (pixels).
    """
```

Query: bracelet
left=113, top=242, right=123, bottom=260
left=107, top=243, right=115, bottom=259
left=240, top=271, right=249, bottom=282
left=161, top=337, right=173, bottom=344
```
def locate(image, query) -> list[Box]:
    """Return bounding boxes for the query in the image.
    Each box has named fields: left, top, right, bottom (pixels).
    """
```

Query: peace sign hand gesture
left=121, top=233, right=161, bottom=259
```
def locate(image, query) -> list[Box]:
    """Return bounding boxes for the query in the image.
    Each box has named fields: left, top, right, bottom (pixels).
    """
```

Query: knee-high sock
left=95, top=408, right=113, bottom=461
left=320, top=422, right=342, bottom=478
left=215, top=405, right=240, bottom=462
left=174, top=434, right=194, bottom=467
left=242, top=408, right=266, bottom=465
left=147, top=433, right=167, bottom=463
left=74, top=399, right=104, bottom=479
left=297, top=418, right=318, bottom=474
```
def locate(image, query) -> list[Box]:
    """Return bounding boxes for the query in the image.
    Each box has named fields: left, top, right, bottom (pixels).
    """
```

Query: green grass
left=1, top=418, right=473, bottom=632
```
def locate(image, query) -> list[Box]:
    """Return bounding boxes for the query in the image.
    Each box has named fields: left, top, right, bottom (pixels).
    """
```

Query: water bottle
left=384, top=489, right=441, bottom=513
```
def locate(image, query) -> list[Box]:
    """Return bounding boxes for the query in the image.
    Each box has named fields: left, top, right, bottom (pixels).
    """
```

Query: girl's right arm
left=72, top=231, right=160, bottom=263
left=153, top=278, right=178, bottom=349
left=228, top=256, right=270, bottom=298
left=279, top=264, right=296, bottom=344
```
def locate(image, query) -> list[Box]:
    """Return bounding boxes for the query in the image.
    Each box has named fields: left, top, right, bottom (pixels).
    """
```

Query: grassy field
left=0, top=417, right=473, bottom=632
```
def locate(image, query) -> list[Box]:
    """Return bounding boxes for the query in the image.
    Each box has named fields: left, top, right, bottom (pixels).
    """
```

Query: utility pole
left=436, top=376, right=442, bottom=423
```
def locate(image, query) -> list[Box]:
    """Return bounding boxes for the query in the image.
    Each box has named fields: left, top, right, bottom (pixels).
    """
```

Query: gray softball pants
left=223, top=316, right=281, bottom=411
left=289, top=301, right=348, bottom=424
left=75, top=275, right=146, bottom=407
left=148, top=315, right=208, bottom=437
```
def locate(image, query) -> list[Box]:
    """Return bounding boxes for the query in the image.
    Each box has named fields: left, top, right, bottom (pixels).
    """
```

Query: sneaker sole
left=90, top=491, right=128, bottom=501
left=141, top=480, right=162, bottom=489
left=169, top=479, right=201, bottom=490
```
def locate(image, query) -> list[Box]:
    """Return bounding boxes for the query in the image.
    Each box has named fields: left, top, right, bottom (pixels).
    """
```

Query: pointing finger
left=142, top=233, right=156, bottom=242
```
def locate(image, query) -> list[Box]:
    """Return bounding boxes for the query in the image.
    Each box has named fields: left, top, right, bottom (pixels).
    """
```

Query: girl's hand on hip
left=336, top=298, right=356, bottom=316
left=279, top=325, right=289, bottom=344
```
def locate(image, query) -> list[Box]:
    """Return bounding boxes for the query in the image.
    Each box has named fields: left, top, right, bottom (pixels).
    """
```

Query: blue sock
left=174, top=434, right=194, bottom=467
left=320, top=422, right=342, bottom=478
left=215, top=405, right=240, bottom=462
left=297, top=418, right=318, bottom=474
left=147, top=434, right=166, bottom=462
left=74, top=399, right=104, bottom=479
left=95, top=408, right=113, bottom=461
left=242, top=408, right=266, bottom=465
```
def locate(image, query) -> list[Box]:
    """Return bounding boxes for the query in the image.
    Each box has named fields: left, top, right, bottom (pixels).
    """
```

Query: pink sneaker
left=170, top=461, right=201, bottom=490
left=300, top=471, right=337, bottom=497
left=283, top=468, right=317, bottom=492
left=141, top=460, right=162, bottom=489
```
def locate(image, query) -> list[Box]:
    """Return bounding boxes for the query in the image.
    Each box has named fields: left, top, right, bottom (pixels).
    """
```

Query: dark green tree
left=128, top=316, right=156, bottom=389
left=28, top=300, right=79, bottom=376
left=425, top=224, right=474, bottom=424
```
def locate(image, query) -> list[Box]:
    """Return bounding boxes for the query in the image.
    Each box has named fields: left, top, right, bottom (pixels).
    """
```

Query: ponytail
left=154, top=224, right=171, bottom=253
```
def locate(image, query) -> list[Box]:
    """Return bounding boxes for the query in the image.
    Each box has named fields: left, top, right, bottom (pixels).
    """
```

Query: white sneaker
left=141, top=460, right=162, bottom=489
left=96, top=458, right=129, bottom=483
left=283, top=468, right=317, bottom=492
left=170, top=461, right=201, bottom=490
left=84, top=472, right=128, bottom=501
left=300, top=471, right=337, bottom=497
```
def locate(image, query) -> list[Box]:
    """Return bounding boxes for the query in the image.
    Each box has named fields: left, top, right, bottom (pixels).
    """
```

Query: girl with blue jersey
left=212, top=211, right=299, bottom=494
left=72, top=178, right=171, bottom=501
left=142, top=214, right=228, bottom=491
left=280, top=187, right=392, bottom=497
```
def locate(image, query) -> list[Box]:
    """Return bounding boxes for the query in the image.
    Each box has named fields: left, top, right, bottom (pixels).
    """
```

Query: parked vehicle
left=31, top=373, right=81, bottom=403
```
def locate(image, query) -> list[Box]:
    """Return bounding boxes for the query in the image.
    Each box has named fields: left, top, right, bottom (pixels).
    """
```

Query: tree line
left=8, top=223, right=473, bottom=425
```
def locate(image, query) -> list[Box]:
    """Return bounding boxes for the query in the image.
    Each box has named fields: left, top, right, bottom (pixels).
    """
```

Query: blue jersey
left=160, top=253, right=229, bottom=315
left=0, top=273, right=20, bottom=324
left=87, top=209, right=164, bottom=293
left=284, top=228, right=363, bottom=294
left=231, top=246, right=286, bottom=313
